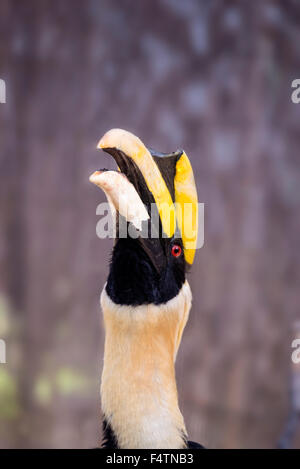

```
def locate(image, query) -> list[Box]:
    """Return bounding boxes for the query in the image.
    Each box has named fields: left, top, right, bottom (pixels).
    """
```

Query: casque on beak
left=89, top=128, right=198, bottom=267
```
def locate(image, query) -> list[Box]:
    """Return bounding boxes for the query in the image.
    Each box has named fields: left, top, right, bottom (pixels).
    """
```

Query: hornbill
left=90, top=129, right=203, bottom=449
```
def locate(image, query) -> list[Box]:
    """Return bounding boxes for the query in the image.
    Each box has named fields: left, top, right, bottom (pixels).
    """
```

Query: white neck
left=100, top=281, right=192, bottom=449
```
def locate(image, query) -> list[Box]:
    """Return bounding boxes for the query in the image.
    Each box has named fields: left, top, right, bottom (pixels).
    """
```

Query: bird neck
left=100, top=281, right=192, bottom=449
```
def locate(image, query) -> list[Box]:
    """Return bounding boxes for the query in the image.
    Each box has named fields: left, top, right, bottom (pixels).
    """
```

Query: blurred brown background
left=0, top=0, right=300, bottom=449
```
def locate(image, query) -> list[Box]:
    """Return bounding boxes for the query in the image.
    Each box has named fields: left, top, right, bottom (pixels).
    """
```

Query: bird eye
left=171, top=244, right=182, bottom=258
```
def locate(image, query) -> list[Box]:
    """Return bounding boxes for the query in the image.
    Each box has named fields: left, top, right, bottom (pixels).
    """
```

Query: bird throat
left=100, top=281, right=192, bottom=449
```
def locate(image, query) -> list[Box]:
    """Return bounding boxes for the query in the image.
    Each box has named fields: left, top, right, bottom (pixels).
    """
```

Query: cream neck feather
left=100, top=281, right=192, bottom=449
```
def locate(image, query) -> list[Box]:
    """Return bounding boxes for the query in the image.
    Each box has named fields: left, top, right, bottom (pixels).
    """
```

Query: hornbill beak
left=89, top=128, right=198, bottom=269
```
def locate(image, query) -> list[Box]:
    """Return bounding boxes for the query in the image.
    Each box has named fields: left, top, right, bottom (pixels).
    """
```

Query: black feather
left=188, top=440, right=206, bottom=449
left=102, top=419, right=119, bottom=449
left=106, top=236, right=185, bottom=305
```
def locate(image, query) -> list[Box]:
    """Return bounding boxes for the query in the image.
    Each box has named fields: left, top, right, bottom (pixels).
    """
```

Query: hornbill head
left=90, top=129, right=198, bottom=307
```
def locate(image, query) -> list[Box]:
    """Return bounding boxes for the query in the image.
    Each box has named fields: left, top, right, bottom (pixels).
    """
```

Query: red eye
left=171, top=244, right=182, bottom=258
